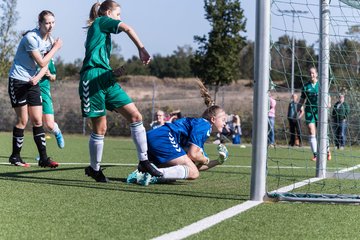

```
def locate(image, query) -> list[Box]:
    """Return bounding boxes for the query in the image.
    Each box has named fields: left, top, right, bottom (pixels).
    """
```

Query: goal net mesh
left=268, top=0, right=360, bottom=202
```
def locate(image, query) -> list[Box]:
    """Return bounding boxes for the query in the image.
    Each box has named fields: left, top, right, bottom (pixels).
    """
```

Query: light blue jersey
left=9, top=28, right=52, bottom=82
left=147, top=118, right=212, bottom=164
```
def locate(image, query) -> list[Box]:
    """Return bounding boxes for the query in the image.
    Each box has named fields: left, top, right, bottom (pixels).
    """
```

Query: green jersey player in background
left=39, top=58, right=65, bottom=149
left=299, top=67, right=331, bottom=161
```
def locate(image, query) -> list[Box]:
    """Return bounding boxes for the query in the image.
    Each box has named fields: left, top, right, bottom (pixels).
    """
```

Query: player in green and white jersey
left=299, top=67, right=331, bottom=161
left=39, top=58, right=65, bottom=149
left=79, top=1, right=162, bottom=182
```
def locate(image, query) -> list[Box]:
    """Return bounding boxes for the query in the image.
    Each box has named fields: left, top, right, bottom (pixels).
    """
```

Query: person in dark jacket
left=331, top=93, right=350, bottom=150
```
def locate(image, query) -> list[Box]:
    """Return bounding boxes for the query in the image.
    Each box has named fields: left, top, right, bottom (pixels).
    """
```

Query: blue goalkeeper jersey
left=147, top=117, right=212, bottom=164
left=166, top=118, right=211, bottom=152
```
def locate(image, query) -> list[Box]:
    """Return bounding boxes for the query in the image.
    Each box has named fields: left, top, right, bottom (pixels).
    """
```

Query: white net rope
left=269, top=0, right=360, bottom=201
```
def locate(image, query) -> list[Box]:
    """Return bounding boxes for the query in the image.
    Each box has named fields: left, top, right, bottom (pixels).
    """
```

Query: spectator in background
left=150, top=110, right=166, bottom=129
left=268, top=92, right=276, bottom=147
left=331, top=93, right=350, bottom=150
left=230, top=114, right=242, bottom=145
left=287, top=93, right=304, bottom=147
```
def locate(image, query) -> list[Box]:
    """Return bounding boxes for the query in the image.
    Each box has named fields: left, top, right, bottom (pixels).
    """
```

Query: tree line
left=3, top=0, right=360, bottom=97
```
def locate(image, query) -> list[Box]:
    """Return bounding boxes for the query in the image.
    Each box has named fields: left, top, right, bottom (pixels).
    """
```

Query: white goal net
left=267, top=0, right=360, bottom=202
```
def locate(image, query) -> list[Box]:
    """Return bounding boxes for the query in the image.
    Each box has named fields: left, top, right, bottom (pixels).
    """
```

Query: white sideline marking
left=269, top=177, right=325, bottom=194
left=152, top=201, right=262, bottom=240
left=2, top=161, right=359, bottom=239
left=153, top=163, right=360, bottom=240
left=336, top=164, right=360, bottom=173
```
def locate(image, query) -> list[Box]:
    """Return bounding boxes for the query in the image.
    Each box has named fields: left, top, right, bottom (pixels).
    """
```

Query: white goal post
left=252, top=0, right=360, bottom=203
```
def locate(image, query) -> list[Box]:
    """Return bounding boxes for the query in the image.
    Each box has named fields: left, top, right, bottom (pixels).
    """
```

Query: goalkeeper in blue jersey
left=127, top=81, right=229, bottom=186
left=299, top=67, right=331, bottom=161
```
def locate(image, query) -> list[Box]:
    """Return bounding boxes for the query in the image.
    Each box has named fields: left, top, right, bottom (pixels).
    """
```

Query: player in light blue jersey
left=127, top=81, right=229, bottom=185
left=8, top=10, right=62, bottom=168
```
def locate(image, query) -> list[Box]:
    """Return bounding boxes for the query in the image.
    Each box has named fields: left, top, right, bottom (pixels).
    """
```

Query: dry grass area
left=120, top=76, right=256, bottom=115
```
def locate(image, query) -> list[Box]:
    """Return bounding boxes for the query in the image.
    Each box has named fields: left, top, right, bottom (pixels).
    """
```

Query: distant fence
left=0, top=77, right=253, bottom=138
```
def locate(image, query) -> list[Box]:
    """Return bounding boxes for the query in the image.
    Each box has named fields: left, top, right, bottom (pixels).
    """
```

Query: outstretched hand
left=217, top=144, right=229, bottom=164
left=139, top=47, right=151, bottom=65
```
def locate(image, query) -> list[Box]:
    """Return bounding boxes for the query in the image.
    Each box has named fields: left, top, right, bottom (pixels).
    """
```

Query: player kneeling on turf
left=127, top=81, right=229, bottom=186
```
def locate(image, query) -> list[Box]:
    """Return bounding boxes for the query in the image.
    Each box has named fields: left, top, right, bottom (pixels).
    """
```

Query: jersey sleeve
left=99, top=17, right=122, bottom=34
left=188, top=119, right=211, bottom=154
left=24, top=33, right=40, bottom=52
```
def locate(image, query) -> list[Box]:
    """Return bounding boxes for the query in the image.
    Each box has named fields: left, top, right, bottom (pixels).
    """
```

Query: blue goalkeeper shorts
left=147, top=125, right=187, bottom=165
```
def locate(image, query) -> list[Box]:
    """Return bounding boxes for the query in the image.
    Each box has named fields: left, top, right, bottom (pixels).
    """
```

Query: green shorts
left=79, top=68, right=133, bottom=118
left=39, top=79, right=54, bottom=115
left=305, top=107, right=318, bottom=125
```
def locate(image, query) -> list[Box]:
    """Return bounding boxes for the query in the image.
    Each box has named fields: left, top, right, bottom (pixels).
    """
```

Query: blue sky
left=15, top=0, right=256, bottom=63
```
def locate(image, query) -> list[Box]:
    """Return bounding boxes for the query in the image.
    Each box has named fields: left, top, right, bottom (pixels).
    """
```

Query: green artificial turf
left=0, top=132, right=359, bottom=239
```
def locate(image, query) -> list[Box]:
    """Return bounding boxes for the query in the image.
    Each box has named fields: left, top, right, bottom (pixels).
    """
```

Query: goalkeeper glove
left=217, top=144, right=228, bottom=164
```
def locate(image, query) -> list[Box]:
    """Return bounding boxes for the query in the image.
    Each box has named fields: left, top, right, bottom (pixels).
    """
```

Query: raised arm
left=30, top=38, right=63, bottom=68
left=118, top=22, right=150, bottom=65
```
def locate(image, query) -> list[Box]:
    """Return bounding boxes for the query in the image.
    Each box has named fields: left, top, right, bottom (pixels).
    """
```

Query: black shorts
left=8, top=77, right=42, bottom=107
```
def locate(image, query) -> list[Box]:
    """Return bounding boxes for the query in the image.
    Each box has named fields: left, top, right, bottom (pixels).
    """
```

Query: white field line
left=336, top=164, right=360, bottom=173
left=0, top=161, right=358, bottom=239
left=152, top=201, right=263, bottom=240
left=0, top=162, right=341, bottom=170
left=152, top=163, right=360, bottom=240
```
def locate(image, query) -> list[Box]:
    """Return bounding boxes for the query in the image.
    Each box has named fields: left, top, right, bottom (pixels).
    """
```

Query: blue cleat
left=126, top=169, right=144, bottom=184
left=55, top=132, right=65, bottom=149
left=139, top=172, right=158, bottom=186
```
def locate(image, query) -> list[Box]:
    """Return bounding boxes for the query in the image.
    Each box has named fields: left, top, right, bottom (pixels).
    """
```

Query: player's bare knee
left=131, top=112, right=143, bottom=123
left=32, top=120, right=43, bottom=127
left=187, top=168, right=200, bottom=180
left=16, top=120, right=28, bottom=129
left=44, top=122, right=54, bottom=131
left=94, top=126, right=107, bottom=135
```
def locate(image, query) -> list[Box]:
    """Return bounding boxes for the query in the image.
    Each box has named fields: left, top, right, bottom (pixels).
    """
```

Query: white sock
left=130, top=122, right=148, bottom=161
left=51, top=122, right=61, bottom=135
left=158, top=165, right=189, bottom=180
left=309, top=135, right=317, bottom=155
left=89, top=133, right=104, bottom=171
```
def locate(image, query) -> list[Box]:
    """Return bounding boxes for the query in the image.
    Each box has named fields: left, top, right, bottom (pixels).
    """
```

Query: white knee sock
left=51, top=122, right=61, bottom=135
left=158, top=165, right=189, bottom=180
left=309, top=135, right=317, bottom=155
left=130, top=122, right=148, bottom=161
left=89, top=133, right=104, bottom=171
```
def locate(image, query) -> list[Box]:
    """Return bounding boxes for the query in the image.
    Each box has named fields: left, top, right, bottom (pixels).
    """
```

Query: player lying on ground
left=127, top=81, right=229, bottom=186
